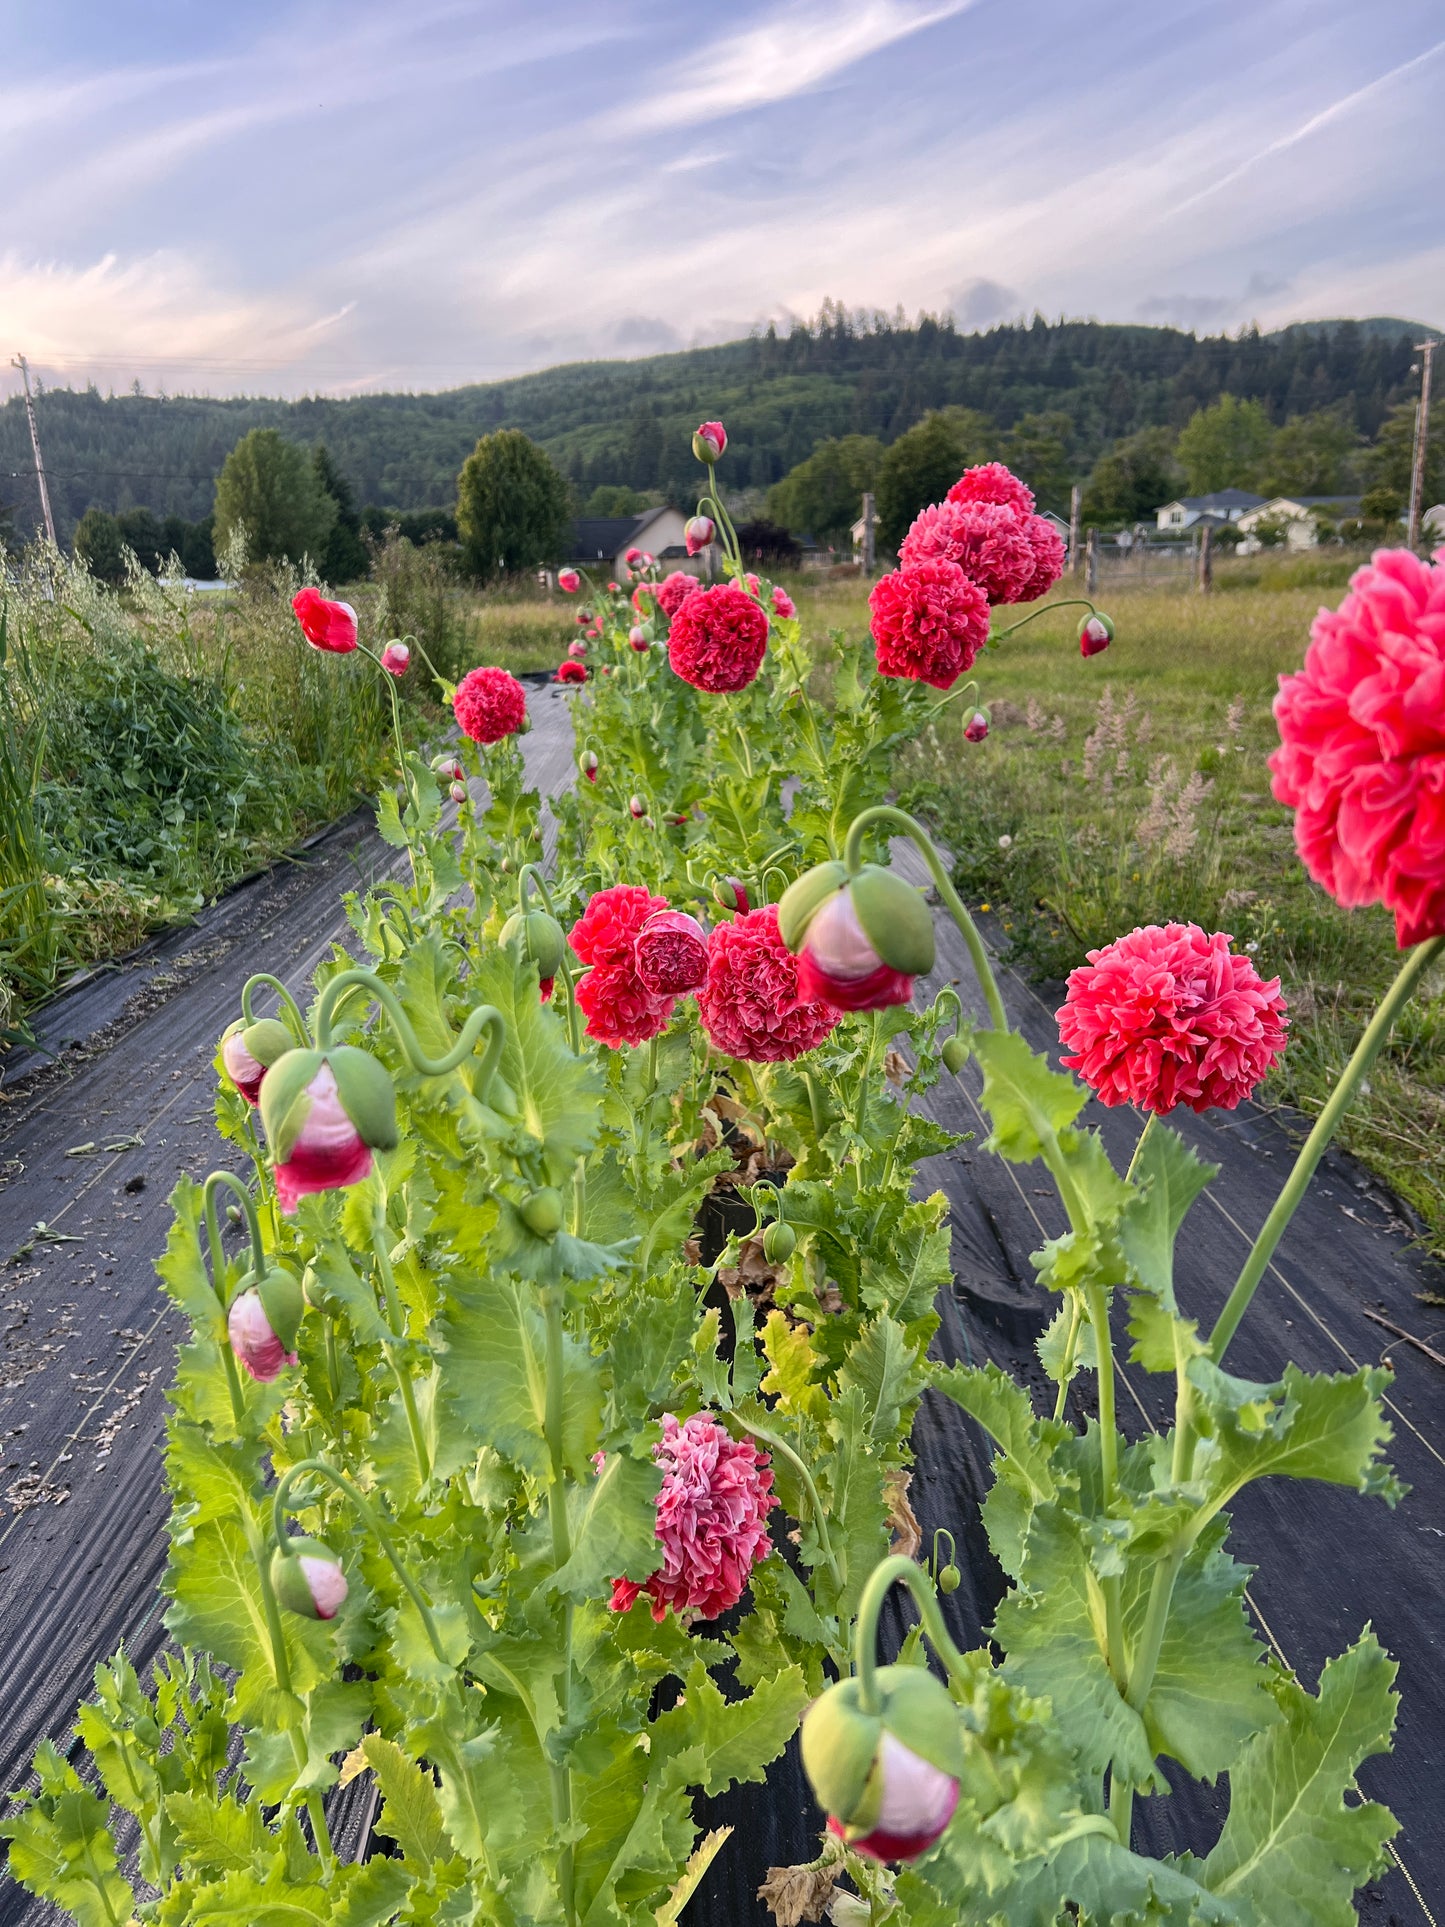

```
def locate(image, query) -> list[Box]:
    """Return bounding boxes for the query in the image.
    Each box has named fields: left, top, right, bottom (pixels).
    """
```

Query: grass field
left=792, top=558, right=1445, bottom=1261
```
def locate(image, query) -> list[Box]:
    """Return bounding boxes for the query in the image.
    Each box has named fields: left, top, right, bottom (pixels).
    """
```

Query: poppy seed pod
left=1079, top=613, right=1114, bottom=657
left=802, top=1666, right=963, bottom=1864
left=271, top=1539, right=349, bottom=1620
left=519, top=1187, right=565, bottom=1238
left=499, top=907, right=567, bottom=986
left=635, top=909, right=710, bottom=995
left=762, top=1219, right=796, bottom=1264
left=258, top=1047, right=399, bottom=1215
left=220, top=1017, right=294, bottom=1107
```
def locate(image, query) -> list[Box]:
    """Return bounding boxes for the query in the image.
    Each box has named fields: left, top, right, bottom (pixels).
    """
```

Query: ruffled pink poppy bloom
left=869, top=561, right=989, bottom=689
left=635, top=909, right=710, bottom=994
left=945, top=461, right=1035, bottom=518
left=900, top=499, right=1035, bottom=605
left=697, top=906, right=840, bottom=1060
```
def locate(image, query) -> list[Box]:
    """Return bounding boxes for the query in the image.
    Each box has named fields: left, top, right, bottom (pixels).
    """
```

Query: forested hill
left=0, top=311, right=1433, bottom=542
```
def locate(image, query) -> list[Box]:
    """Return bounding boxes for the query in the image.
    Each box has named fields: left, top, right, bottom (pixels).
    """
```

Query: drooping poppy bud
left=431, top=753, right=465, bottom=782
left=712, top=876, right=750, bottom=916
left=625, top=546, right=643, bottom=565
left=580, top=749, right=599, bottom=782
left=801, top=1666, right=962, bottom=1864
left=779, top=862, right=935, bottom=1012
left=220, top=1017, right=294, bottom=1107
left=941, top=1035, right=971, bottom=1075
left=292, top=587, right=358, bottom=653
left=762, top=1219, right=796, bottom=1264
left=635, top=909, right=709, bottom=994
left=629, top=795, right=646, bottom=818
left=963, top=711, right=989, bottom=743
left=608, top=580, right=620, bottom=593
left=380, top=640, right=411, bottom=675
left=258, top=1047, right=399, bottom=1215
left=499, top=907, right=566, bottom=1002
left=227, top=1261, right=303, bottom=1381
left=272, top=1538, right=349, bottom=1620
left=519, top=1187, right=565, bottom=1238
left=446, top=780, right=465, bottom=804
left=693, top=421, right=727, bottom=463
left=628, top=625, right=649, bottom=652
left=1079, top=613, right=1114, bottom=657
left=568, top=638, right=589, bottom=659
left=937, top=1563, right=961, bottom=1594
left=558, top=568, right=581, bottom=593
left=685, top=515, right=715, bottom=556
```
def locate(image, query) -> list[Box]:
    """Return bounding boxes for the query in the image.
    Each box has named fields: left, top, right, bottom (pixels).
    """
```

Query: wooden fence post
left=1085, top=527, right=1098, bottom=596
left=1069, top=484, right=1082, bottom=576
left=1198, top=524, right=1213, bottom=593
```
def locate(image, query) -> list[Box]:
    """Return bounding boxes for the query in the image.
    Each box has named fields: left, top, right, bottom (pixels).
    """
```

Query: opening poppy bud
left=635, top=909, right=710, bottom=994
left=558, top=568, right=581, bottom=593
left=963, top=711, right=989, bottom=743
left=941, top=1035, right=971, bottom=1075
left=380, top=640, right=410, bottom=676
left=259, top=1046, right=399, bottom=1215
left=762, top=1220, right=796, bottom=1264
left=580, top=749, right=599, bottom=778
left=291, top=587, right=358, bottom=654
left=685, top=515, right=715, bottom=556
left=519, top=1186, right=565, bottom=1238
left=499, top=907, right=567, bottom=987
left=450, top=780, right=468, bottom=803
left=1079, top=612, right=1114, bottom=657
left=227, top=1262, right=303, bottom=1381
left=272, top=1539, right=349, bottom=1620
left=558, top=660, right=587, bottom=684
left=608, top=580, right=620, bottom=592
left=802, top=1666, right=962, bottom=1865
left=629, top=794, right=646, bottom=818
left=568, top=638, right=589, bottom=658
left=625, top=546, right=643, bottom=565
left=782, top=863, right=935, bottom=1012
left=693, top=420, right=727, bottom=463
left=712, top=876, right=750, bottom=916
left=629, top=625, right=649, bottom=651
left=220, top=1017, right=293, bottom=1106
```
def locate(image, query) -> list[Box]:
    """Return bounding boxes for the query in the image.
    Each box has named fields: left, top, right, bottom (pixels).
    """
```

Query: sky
left=2, top=0, right=1443, bottom=401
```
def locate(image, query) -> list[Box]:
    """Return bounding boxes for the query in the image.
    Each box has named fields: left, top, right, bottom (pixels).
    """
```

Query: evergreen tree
left=74, top=507, right=125, bottom=584
left=313, top=444, right=369, bottom=583
left=456, top=429, right=570, bottom=581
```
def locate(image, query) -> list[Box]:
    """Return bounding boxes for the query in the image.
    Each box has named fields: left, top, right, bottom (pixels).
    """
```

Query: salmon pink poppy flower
left=292, top=587, right=358, bottom=653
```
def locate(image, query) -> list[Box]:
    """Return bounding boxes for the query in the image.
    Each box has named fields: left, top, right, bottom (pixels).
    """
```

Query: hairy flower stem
left=271, top=1458, right=448, bottom=1664
left=1206, top=935, right=1443, bottom=1370
left=732, top=1416, right=845, bottom=1634
left=1085, top=1281, right=1128, bottom=1689
left=842, top=806, right=1007, bottom=1032
left=240, top=972, right=311, bottom=1044
left=990, top=596, right=1107, bottom=644
left=201, top=1171, right=266, bottom=1428
left=313, top=967, right=506, bottom=1102
left=541, top=1286, right=578, bottom=1927
left=853, top=1556, right=971, bottom=1714
left=372, top=1205, right=431, bottom=1488
left=246, top=1512, right=334, bottom=1871
left=1051, top=1296, right=1084, bottom=1423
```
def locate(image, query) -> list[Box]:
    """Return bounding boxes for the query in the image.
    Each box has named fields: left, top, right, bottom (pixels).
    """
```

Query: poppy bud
left=499, top=907, right=567, bottom=990
left=450, top=780, right=468, bottom=803
left=685, top=515, right=715, bottom=556
left=780, top=863, right=935, bottom=1012
left=629, top=795, right=646, bottom=818
left=272, top=1539, right=348, bottom=1620
left=629, top=625, right=649, bottom=652
left=608, top=580, right=620, bottom=593
left=1079, top=613, right=1114, bottom=657
left=568, top=639, right=589, bottom=659
left=941, top=1035, right=970, bottom=1075
left=801, top=1666, right=962, bottom=1864
left=762, top=1220, right=796, bottom=1264
left=577, top=610, right=593, bottom=625
left=220, top=1017, right=294, bottom=1106
left=712, top=876, right=750, bottom=916
left=693, top=420, right=727, bottom=463
left=227, top=1261, right=303, bottom=1381
left=432, top=753, right=465, bottom=781
left=635, top=909, right=709, bottom=994
left=380, top=640, right=410, bottom=676
left=558, top=569, right=581, bottom=593
left=963, top=712, right=989, bottom=743
left=519, top=1187, right=565, bottom=1238
left=259, top=1047, right=399, bottom=1215
left=937, top=1563, right=961, bottom=1594
left=625, top=546, right=643, bottom=565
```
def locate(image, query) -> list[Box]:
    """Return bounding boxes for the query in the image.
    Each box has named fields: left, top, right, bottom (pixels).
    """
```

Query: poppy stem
left=853, top=1555, right=970, bottom=1717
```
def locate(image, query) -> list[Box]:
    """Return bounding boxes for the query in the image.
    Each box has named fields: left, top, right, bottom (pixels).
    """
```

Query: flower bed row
left=5, top=421, right=1441, bottom=1927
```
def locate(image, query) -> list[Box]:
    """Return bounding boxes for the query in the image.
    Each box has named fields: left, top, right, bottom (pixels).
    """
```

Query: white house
left=1235, top=496, right=1363, bottom=552
left=566, top=505, right=701, bottom=579
left=1154, top=489, right=1266, bottom=532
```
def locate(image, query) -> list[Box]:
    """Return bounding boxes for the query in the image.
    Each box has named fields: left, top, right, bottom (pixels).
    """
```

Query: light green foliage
left=456, top=426, right=571, bottom=581
left=767, top=434, right=883, bottom=541
left=1175, top=395, right=1275, bottom=495
left=875, top=409, right=990, bottom=548
left=214, top=426, right=337, bottom=566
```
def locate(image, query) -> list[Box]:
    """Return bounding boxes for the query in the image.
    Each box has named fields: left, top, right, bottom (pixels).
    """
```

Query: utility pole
left=859, top=491, right=876, bottom=574
left=1406, top=338, right=1435, bottom=550
left=11, top=354, right=57, bottom=548
left=1068, top=483, right=1082, bottom=576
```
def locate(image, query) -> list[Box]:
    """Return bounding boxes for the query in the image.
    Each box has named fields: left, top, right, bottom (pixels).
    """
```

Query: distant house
left=1422, top=504, right=1445, bottom=540
left=565, top=505, right=700, bottom=579
left=1236, top=495, right=1363, bottom=551
left=1154, top=490, right=1266, bottom=532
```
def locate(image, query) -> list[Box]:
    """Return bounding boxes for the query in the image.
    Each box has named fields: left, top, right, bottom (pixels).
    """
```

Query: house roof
left=1167, top=489, right=1268, bottom=513
left=566, top=504, right=672, bottom=563
left=1239, top=495, right=1363, bottom=521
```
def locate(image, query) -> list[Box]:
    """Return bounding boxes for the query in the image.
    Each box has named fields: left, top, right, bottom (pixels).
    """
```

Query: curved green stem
left=240, top=973, right=311, bottom=1044
left=841, top=806, right=1007, bottom=1032
left=517, top=862, right=559, bottom=921
left=1125, top=1111, right=1158, bottom=1183
left=201, top=1171, right=265, bottom=1426
left=540, top=1285, right=577, bottom=1927
left=313, top=966, right=506, bottom=1101
left=372, top=1203, right=431, bottom=1487
left=732, top=1416, right=844, bottom=1605
left=922, top=678, right=981, bottom=725
left=852, top=1555, right=970, bottom=1716
left=1208, top=936, right=1443, bottom=1364
left=555, top=948, right=582, bottom=1057
left=271, top=1457, right=448, bottom=1664
left=990, top=596, right=1104, bottom=643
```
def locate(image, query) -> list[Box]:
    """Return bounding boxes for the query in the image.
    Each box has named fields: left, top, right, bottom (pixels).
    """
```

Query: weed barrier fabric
left=0, top=689, right=1440, bottom=1924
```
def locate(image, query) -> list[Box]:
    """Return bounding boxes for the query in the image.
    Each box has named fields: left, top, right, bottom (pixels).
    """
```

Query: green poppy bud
left=519, top=1187, right=565, bottom=1238
left=941, top=1035, right=971, bottom=1075
left=937, top=1563, right=961, bottom=1594
left=847, top=866, right=935, bottom=978
left=762, top=1220, right=796, bottom=1264
left=271, top=1539, right=348, bottom=1620
left=500, top=908, right=567, bottom=983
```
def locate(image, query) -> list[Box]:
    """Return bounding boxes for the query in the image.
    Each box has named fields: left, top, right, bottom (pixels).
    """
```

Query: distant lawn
left=791, top=561, right=1445, bottom=1261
